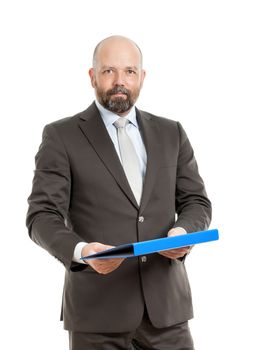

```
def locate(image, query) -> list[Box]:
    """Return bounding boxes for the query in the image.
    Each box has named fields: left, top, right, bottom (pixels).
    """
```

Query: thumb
left=168, top=227, right=187, bottom=237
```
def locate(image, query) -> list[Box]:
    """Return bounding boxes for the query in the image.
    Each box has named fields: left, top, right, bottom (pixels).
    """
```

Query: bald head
left=92, top=35, right=143, bottom=70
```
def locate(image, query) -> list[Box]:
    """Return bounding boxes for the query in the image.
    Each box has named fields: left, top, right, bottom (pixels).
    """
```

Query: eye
left=127, top=69, right=136, bottom=75
left=102, top=69, right=113, bottom=74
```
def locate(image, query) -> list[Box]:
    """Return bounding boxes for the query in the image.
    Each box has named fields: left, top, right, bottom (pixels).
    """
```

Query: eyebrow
left=100, top=65, right=139, bottom=71
left=126, top=66, right=139, bottom=71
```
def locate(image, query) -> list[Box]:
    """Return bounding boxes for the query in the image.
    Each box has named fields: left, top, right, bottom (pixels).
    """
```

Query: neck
left=116, top=109, right=132, bottom=117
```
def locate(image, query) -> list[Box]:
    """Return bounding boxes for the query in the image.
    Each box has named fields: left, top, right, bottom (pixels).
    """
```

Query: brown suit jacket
left=26, top=102, right=211, bottom=332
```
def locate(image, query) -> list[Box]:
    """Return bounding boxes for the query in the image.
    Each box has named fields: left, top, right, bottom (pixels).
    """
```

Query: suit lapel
left=78, top=103, right=139, bottom=208
left=136, top=109, right=163, bottom=212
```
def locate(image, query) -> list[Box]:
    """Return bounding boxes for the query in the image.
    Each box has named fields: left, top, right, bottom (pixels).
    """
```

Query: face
left=89, top=38, right=146, bottom=116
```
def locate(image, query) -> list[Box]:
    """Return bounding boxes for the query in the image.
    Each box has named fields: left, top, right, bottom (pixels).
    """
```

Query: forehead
left=95, top=39, right=141, bottom=68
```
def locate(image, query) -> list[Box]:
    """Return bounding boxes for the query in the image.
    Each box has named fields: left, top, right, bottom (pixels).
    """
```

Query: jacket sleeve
left=174, top=122, right=212, bottom=233
left=26, top=124, right=83, bottom=270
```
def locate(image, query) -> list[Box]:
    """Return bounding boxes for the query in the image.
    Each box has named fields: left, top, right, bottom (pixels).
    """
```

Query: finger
left=92, top=257, right=125, bottom=274
left=98, top=264, right=120, bottom=274
left=160, top=248, right=188, bottom=255
left=94, top=244, right=115, bottom=252
left=159, top=249, right=188, bottom=259
left=167, top=227, right=187, bottom=236
left=159, top=251, right=178, bottom=258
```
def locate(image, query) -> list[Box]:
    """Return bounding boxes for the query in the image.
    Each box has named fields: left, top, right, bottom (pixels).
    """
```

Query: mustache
left=106, top=86, right=130, bottom=96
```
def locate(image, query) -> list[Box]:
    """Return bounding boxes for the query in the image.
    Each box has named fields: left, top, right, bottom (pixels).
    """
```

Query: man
left=26, top=35, right=211, bottom=350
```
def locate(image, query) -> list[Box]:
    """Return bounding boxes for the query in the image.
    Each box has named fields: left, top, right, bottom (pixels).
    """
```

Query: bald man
left=27, top=35, right=211, bottom=350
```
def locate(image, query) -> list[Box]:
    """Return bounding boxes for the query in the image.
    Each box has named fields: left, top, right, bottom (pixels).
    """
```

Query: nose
left=113, top=70, right=126, bottom=86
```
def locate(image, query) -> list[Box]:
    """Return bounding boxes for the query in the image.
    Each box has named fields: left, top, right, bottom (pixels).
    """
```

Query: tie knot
left=114, top=118, right=129, bottom=129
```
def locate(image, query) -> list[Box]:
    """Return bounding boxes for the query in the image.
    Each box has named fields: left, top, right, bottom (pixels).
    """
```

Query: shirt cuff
left=72, top=242, right=88, bottom=264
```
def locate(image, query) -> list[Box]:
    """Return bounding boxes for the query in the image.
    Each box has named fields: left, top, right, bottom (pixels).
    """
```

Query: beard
left=95, top=85, right=140, bottom=114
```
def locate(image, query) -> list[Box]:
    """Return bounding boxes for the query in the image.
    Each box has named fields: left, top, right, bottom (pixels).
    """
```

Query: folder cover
left=81, top=229, right=219, bottom=260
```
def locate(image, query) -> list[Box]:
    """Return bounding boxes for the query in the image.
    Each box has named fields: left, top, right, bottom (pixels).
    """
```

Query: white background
left=1, top=0, right=262, bottom=349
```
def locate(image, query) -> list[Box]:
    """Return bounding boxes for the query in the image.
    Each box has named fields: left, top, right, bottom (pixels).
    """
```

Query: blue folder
left=81, top=229, right=219, bottom=260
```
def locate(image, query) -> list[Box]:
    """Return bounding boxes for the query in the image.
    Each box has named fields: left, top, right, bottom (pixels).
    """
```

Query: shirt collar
left=95, top=100, right=138, bottom=128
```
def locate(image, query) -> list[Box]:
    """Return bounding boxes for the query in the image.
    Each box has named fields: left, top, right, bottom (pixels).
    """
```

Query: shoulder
left=42, top=103, right=97, bottom=136
left=138, top=109, right=190, bottom=147
left=138, top=109, right=185, bottom=135
left=45, top=110, right=86, bottom=130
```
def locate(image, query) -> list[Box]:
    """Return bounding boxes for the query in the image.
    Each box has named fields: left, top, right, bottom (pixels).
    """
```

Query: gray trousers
left=69, top=309, right=194, bottom=350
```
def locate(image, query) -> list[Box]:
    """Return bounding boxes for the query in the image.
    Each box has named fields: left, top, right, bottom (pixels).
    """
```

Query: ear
left=89, top=68, right=96, bottom=88
left=140, top=69, right=146, bottom=88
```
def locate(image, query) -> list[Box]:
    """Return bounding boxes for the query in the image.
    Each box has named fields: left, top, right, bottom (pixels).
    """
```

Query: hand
left=158, top=227, right=192, bottom=260
left=81, top=242, right=125, bottom=274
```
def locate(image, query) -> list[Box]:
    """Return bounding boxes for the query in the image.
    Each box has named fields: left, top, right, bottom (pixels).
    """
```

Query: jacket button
left=141, top=256, right=147, bottom=263
left=138, top=216, right=144, bottom=223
